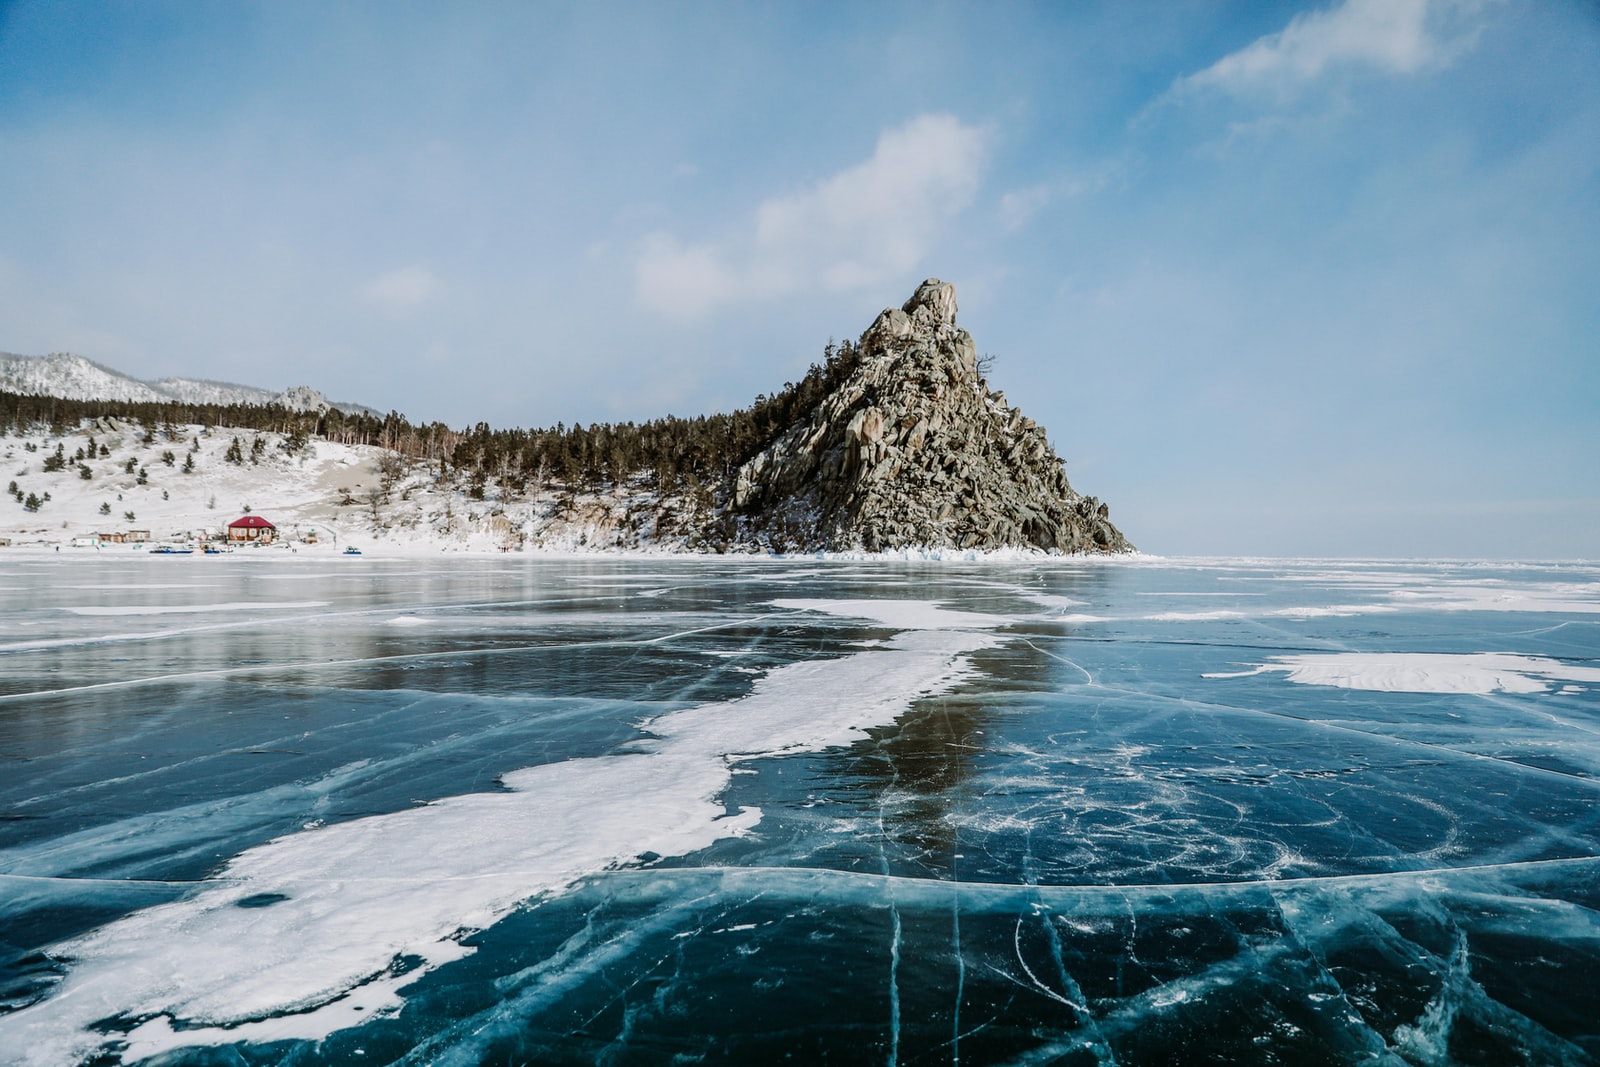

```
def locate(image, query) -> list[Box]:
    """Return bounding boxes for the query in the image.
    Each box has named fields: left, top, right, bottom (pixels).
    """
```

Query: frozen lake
left=1, top=554, right=1598, bottom=1065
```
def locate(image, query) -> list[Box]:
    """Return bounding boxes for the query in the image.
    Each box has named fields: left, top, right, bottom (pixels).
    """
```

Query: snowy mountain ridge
left=0, top=351, right=370, bottom=414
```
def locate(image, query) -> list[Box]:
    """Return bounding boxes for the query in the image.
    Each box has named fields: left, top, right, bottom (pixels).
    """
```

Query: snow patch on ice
left=1206, top=652, right=1600, bottom=694
left=1267, top=604, right=1393, bottom=619
left=1020, top=593, right=1086, bottom=611
left=810, top=545, right=1123, bottom=562
left=773, top=598, right=1011, bottom=630
left=1384, top=583, right=1600, bottom=615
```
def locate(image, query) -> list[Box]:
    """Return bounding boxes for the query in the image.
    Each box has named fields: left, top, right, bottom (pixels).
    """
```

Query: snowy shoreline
left=2, top=419, right=1145, bottom=560
left=6, top=538, right=1595, bottom=566
left=0, top=539, right=1154, bottom=562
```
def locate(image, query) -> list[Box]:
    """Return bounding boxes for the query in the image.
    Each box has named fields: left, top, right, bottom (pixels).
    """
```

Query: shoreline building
left=227, top=515, right=276, bottom=544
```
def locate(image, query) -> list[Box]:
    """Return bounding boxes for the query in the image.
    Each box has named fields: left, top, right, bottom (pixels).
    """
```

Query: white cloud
left=634, top=236, right=738, bottom=320
left=1177, top=0, right=1463, bottom=97
left=635, top=114, right=989, bottom=320
left=996, top=167, right=1115, bottom=232
left=361, top=264, right=439, bottom=312
left=998, top=184, right=1053, bottom=232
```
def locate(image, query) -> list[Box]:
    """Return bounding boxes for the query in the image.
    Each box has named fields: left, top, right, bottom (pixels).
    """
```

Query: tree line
left=0, top=339, right=862, bottom=501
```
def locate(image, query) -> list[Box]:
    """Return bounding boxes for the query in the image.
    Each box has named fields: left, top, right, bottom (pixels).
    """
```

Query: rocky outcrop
left=730, top=279, right=1130, bottom=554
left=275, top=385, right=335, bottom=413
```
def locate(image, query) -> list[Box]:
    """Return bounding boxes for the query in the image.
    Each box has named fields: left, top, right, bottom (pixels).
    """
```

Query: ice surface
left=1, top=557, right=1597, bottom=1065
left=64, top=600, right=328, bottom=615
left=0, top=585, right=1002, bottom=1065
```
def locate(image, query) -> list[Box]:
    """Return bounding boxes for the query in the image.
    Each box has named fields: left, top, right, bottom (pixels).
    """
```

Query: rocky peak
left=275, top=385, right=334, bottom=413
left=904, top=277, right=959, bottom=326
left=730, top=279, right=1130, bottom=554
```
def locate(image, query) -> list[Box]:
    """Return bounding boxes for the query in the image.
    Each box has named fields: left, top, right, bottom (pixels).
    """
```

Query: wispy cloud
left=996, top=165, right=1119, bottom=232
left=361, top=264, right=439, bottom=312
left=1174, top=0, right=1475, bottom=99
left=998, top=184, right=1053, bottom=232
left=635, top=114, right=989, bottom=319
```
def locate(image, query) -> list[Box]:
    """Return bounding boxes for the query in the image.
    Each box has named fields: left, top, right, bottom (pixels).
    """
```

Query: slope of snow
left=2, top=419, right=390, bottom=552
left=0, top=417, right=717, bottom=557
left=0, top=353, right=172, bottom=403
left=146, top=376, right=277, bottom=406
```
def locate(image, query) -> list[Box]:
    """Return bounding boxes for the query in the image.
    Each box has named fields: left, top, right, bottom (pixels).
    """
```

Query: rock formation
left=274, top=385, right=336, bottom=413
left=730, top=279, right=1130, bottom=553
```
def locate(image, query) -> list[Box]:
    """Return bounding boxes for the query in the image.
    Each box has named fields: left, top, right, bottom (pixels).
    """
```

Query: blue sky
left=1, top=0, right=1596, bottom=557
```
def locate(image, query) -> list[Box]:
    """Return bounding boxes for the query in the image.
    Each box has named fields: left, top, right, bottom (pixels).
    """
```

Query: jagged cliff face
left=731, top=280, right=1130, bottom=553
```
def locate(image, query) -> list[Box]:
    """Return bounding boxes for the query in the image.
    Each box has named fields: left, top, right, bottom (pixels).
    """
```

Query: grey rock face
left=275, top=385, right=334, bottom=413
left=731, top=279, right=1131, bottom=554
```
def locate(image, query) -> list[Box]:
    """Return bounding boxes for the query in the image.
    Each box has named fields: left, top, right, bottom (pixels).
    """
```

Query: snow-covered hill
left=0, top=351, right=370, bottom=414
left=0, top=416, right=713, bottom=557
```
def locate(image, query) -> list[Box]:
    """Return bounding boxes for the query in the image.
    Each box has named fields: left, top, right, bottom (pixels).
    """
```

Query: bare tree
left=375, top=452, right=407, bottom=498
left=364, top=486, right=387, bottom=529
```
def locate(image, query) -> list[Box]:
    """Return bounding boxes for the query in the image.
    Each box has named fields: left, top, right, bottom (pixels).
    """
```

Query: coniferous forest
left=0, top=341, right=863, bottom=505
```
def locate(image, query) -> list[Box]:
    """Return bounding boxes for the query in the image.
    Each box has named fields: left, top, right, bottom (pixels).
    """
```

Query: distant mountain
left=0, top=351, right=373, bottom=415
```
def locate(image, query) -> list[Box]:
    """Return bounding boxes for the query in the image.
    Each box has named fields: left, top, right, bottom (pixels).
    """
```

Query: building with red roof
left=227, top=514, right=276, bottom=543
